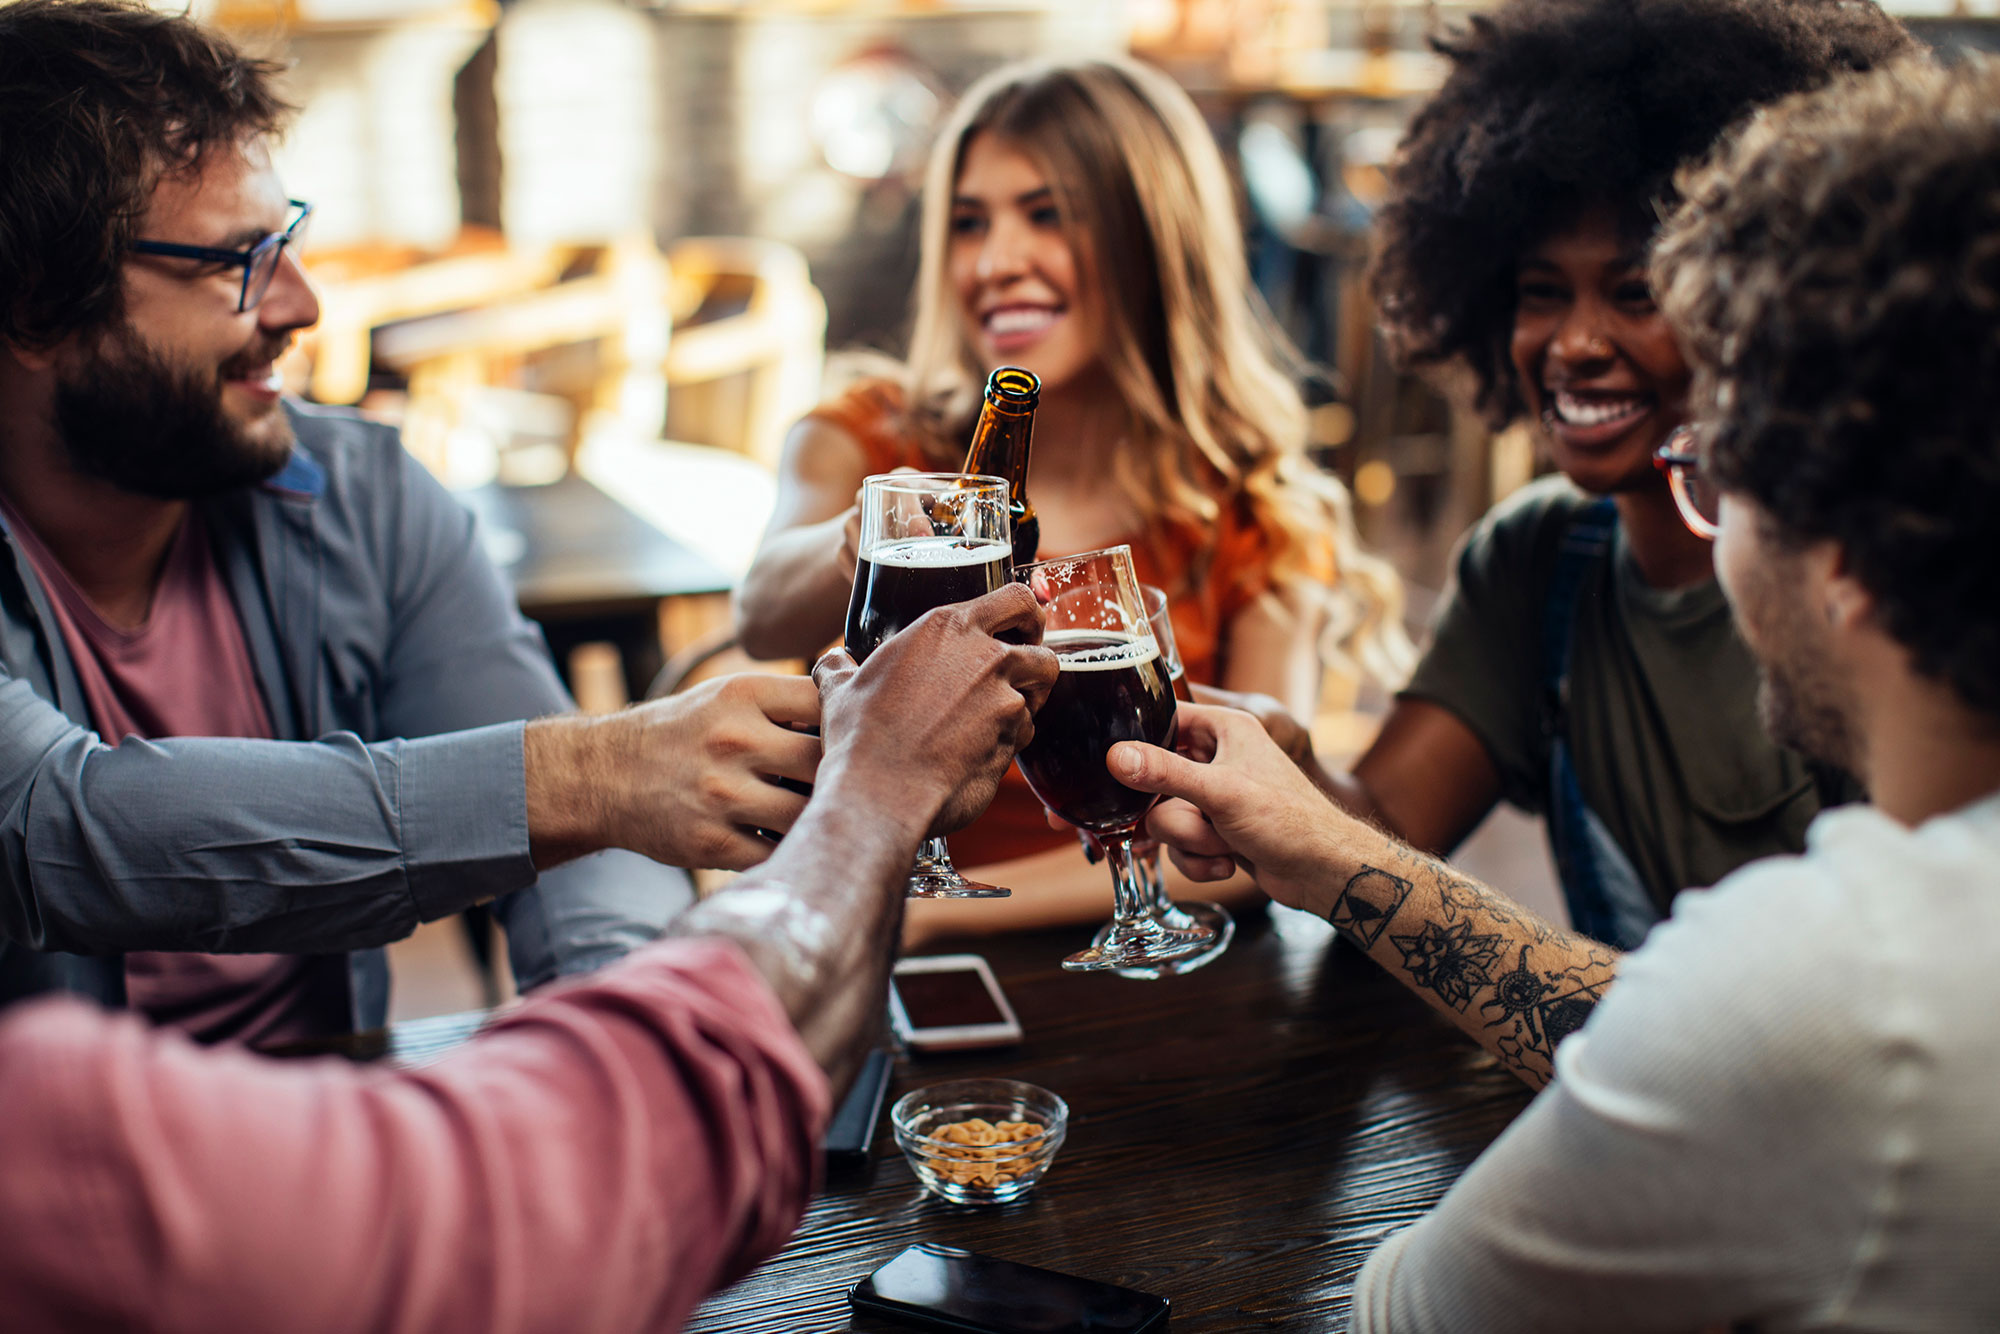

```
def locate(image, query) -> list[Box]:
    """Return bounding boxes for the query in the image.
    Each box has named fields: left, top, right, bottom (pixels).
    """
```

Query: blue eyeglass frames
left=130, top=199, right=313, bottom=314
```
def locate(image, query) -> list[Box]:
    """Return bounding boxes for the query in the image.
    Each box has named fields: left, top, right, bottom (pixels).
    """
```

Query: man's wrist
left=523, top=714, right=613, bottom=867
left=812, top=753, right=943, bottom=850
left=740, top=786, right=919, bottom=937
left=1295, top=812, right=1387, bottom=925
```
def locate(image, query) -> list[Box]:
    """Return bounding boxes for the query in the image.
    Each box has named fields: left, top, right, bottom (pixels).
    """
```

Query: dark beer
left=1017, top=630, right=1177, bottom=834
left=845, top=536, right=1013, bottom=661
left=961, top=367, right=1040, bottom=568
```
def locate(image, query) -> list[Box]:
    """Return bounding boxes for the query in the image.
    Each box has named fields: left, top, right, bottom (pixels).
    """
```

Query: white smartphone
left=889, top=954, right=1023, bottom=1052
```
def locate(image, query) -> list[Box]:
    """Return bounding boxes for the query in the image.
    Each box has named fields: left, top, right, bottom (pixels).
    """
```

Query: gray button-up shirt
left=0, top=401, right=691, bottom=1029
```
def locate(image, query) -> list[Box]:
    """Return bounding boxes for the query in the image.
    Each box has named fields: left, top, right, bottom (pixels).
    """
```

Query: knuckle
left=712, top=675, right=760, bottom=713
left=699, top=772, right=740, bottom=810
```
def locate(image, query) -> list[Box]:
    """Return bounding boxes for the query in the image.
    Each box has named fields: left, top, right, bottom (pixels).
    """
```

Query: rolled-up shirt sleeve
left=0, top=673, right=537, bottom=955
left=0, top=935, right=829, bottom=1334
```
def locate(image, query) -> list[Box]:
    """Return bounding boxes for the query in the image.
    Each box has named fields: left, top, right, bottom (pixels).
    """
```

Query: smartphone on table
left=849, top=1243, right=1169, bottom=1333
left=889, top=954, right=1022, bottom=1052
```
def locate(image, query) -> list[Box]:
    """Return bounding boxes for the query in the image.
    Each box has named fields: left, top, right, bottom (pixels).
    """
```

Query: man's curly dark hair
left=1654, top=55, right=2000, bottom=723
left=0, top=0, right=292, bottom=351
left=1369, top=0, right=1911, bottom=426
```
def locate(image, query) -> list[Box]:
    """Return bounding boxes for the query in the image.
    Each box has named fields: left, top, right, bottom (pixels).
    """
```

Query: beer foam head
left=864, top=537, right=1012, bottom=569
left=1045, top=628, right=1160, bottom=670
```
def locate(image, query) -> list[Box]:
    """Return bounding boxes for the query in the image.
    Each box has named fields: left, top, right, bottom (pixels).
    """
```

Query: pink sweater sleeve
left=0, top=937, right=830, bottom=1334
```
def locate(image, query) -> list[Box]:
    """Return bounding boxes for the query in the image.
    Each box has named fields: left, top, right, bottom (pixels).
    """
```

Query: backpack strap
left=1540, top=499, right=1661, bottom=949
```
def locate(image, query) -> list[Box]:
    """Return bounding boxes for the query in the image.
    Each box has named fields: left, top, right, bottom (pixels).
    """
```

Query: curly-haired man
left=1119, top=51, right=2000, bottom=1334
left=1267, top=0, right=1912, bottom=953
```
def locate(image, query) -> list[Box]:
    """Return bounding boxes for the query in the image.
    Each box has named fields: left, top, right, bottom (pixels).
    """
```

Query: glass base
left=1063, top=901, right=1228, bottom=973
left=907, top=845, right=1009, bottom=899
left=1087, top=901, right=1235, bottom=979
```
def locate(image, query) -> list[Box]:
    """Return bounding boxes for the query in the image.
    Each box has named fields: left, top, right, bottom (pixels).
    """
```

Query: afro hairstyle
left=1368, top=0, right=1912, bottom=425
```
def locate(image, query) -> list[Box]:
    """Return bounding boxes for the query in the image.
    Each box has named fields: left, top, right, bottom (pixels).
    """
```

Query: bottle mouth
left=987, top=366, right=1040, bottom=405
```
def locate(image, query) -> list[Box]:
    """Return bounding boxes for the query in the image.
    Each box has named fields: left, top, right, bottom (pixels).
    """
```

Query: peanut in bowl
left=890, top=1079, right=1069, bottom=1205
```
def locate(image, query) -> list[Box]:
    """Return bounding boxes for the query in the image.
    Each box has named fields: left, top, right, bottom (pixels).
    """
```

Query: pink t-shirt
left=0, top=498, right=348, bottom=1046
left=0, top=936, right=830, bottom=1332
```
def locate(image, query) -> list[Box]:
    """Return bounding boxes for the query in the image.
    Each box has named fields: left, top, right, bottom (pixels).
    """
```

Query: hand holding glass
left=1015, top=547, right=1225, bottom=971
left=844, top=472, right=1015, bottom=898
left=1078, top=584, right=1233, bottom=978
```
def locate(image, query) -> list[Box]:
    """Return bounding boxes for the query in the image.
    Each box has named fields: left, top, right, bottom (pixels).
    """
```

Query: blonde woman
left=736, top=55, right=1406, bottom=939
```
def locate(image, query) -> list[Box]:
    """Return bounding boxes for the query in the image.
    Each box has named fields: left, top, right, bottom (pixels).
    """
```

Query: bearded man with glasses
left=0, top=0, right=839, bottom=1047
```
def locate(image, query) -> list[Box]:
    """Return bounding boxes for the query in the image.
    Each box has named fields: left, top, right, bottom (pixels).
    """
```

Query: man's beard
left=51, top=323, right=294, bottom=500
left=1756, top=636, right=1861, bottom=777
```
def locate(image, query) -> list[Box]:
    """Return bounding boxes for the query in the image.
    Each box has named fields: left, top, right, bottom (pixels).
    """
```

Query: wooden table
left=454, top=473, right=735, bottom=700
left=455, top=473, right=733, bottom=622
left=688, top=907, right=1532, bottom=1332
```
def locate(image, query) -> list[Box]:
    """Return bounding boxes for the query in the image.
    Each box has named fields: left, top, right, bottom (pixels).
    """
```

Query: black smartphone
left=824, top=1046, right=892, bottom=1169
left=848, top=1243, right=1169, bottom=1334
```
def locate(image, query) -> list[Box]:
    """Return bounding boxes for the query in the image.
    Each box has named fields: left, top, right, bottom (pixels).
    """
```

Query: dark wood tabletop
left=686, top=906, right=1533, bottom=1332
left=454, top=473, right=734, bottom=622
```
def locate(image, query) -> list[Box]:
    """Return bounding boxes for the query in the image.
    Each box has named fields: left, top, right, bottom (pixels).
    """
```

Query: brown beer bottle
left=961, top=366, right=1040, bottom=569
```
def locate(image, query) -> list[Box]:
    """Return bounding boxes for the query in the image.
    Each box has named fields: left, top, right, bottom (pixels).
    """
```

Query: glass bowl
left=890, top=1078, right=1069, bottom=1205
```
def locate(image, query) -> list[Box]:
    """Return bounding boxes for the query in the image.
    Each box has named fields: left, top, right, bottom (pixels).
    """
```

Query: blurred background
left=192, top=0, right=2000, bottom=1012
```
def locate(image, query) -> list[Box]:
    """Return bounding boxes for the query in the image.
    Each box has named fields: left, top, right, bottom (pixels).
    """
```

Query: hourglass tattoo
left=1325, top=859, right=1619, bottom=1084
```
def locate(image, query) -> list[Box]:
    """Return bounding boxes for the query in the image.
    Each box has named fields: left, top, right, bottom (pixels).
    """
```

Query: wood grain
left=686, top=905, right=1531, bottom=1331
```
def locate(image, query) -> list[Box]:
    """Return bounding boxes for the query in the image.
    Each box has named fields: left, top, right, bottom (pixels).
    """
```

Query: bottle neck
left=965, top=402, right=1035, bottom=497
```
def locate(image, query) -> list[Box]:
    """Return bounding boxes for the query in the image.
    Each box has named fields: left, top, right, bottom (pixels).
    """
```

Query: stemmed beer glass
left=1015, top=547, right=1225, bottom=971
left=1079, top=584, right=1234, bottom=978
left=845, top=472, right=1015, bottom=898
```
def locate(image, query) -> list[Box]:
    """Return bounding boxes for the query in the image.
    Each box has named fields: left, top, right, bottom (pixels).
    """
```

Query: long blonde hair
left=885, top=55, right=1410, bottom=684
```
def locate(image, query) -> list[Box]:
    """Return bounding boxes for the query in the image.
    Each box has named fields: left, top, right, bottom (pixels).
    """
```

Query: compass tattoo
left=1480, top=945, right=1611, bottom=1068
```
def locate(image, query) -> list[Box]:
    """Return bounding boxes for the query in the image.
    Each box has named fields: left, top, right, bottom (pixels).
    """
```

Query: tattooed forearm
left=1481, top=946, right=1610, bottom=1072
left=1328, top=866, right=1412, bottom=949
left=1438, top=872, right=1556, bottom=945
left=1324, top=856, right=1620, bottom=1088
left=1394, top=920, right=1503, bottom=1012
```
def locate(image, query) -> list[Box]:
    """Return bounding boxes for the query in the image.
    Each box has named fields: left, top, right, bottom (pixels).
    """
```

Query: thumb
left=1108, top=740, right=1224, bottom=807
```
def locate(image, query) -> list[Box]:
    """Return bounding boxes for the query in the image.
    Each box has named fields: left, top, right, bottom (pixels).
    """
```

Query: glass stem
left=1139, top=845, right=1173, bottom=917
left=1101, top=833, right=1151, bottom=924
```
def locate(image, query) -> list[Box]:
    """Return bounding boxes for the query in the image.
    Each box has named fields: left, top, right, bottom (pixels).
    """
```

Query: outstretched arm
left=0, top=586, right=1058, bottom=1332
left=678, top=583, right=1056, bottom=1090
left=0, top=938, right=828, bottom=1334
left=1192, top=684, right=1505, bottom=859
left=1115, top=704, right=1618, bottom=1088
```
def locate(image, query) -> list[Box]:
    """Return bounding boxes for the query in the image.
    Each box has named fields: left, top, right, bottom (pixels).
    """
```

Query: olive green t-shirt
left=1403, top=476, right=1848, bottom=913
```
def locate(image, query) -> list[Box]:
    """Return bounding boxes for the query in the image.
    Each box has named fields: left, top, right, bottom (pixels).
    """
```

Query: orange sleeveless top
left=808, top=378, right=1316, bottom=867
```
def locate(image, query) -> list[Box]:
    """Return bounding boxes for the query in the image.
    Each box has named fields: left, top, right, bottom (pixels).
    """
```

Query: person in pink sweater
left=0, top=581, right=1054, bottom=1333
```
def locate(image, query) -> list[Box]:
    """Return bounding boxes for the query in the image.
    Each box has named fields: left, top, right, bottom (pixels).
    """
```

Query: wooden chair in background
left=660, top=236, right=827, bottom=470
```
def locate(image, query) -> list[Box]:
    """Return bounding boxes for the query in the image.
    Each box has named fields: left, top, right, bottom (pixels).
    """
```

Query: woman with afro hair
left=1306, top=0, right=1912, bottom=946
